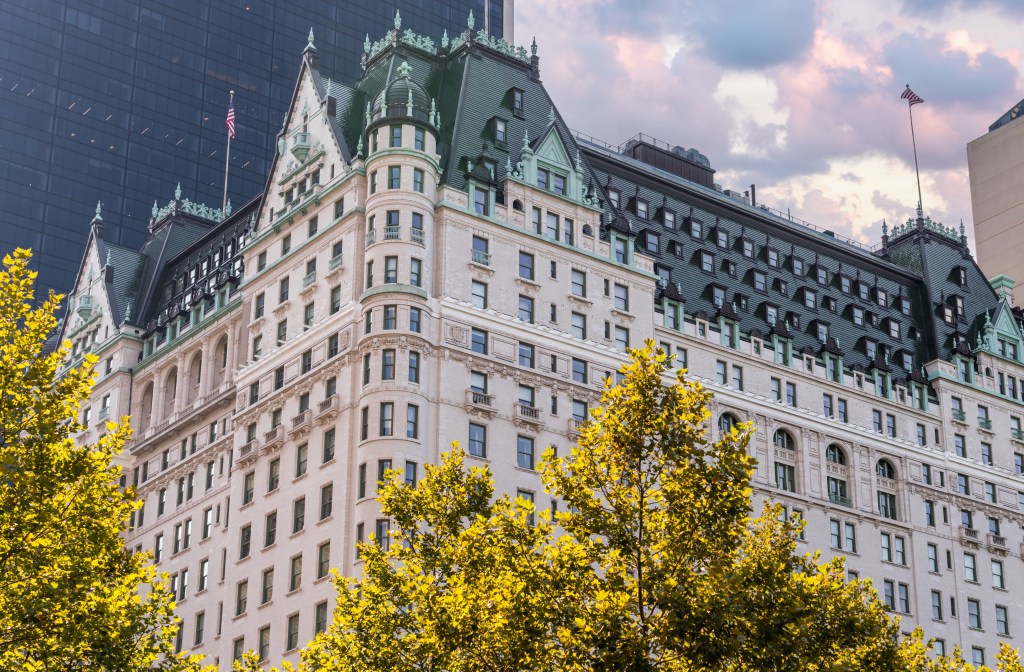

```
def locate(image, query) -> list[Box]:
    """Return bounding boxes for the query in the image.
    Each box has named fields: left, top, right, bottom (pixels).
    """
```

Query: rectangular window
left=468, top=423, right=487, bottom=457
left=614, top=283, right=629, bottom=311
left=292, top=497, right=305, bottom=534
left=517, top=435, right=535, bottom=470
left=406, top=404, right=419, bottom=439
left=319, top=483, right=333, bottom=520
left=317, top=541, right=330, bottom=579
left=571, top=269, right=586, bottom=297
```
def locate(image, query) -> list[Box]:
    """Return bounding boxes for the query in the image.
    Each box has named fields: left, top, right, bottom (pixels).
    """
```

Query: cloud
left=690, top=0, right=818, bottom=69
left=883, top=32, right=1018, bottom=108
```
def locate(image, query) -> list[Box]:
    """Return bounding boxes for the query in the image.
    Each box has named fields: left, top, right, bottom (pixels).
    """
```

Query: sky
left=516, top=0, right=1024, bottom=249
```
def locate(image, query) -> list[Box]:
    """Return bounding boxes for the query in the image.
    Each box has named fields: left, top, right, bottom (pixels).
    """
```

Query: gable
left=534, top=124, right=571, bottom=168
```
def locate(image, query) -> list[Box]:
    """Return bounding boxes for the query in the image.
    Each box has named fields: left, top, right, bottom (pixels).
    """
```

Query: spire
left=881, top=219, right=888, bottom=237
left=93, top=200, right=102, bottom=221
left=174, top=182, right=182, bottom=201
left=441, top=30, right=449, bottom=49
left=531, top=36, right=538, bottom=56
left=393, top=9, right=401, bottom=30
left=306, top=27, right=316, bottom=51
left=396, top=60, right=412, bottom=79
left=152, top=200, right=158, bottom=218
left=406, top=86, right=413, bottom=116
left=467, top=9, right=475, bottom=30
left=364, top=34, right=371, bottom=53
left=548, top=106, right=556, bottom=125
left=522, top=128, right=530, bottom=152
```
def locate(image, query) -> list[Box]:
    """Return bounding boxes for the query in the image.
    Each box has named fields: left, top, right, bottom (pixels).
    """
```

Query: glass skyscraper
left=0, top=0, right=507, bottom=295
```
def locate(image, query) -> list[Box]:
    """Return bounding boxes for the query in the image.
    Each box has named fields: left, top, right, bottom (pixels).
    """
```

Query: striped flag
left=225, top=98, right=236, bottom=139
left=901, top=86, right=923, bottom=107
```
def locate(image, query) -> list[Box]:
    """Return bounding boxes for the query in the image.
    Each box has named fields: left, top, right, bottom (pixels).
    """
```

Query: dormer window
left=804, top=288, right=817, bottom=310
left=712, top=285, right=726, bottom=308
left=494, top=118, right=507, bottom=145
left=753, top=271, right=767, bottom=292
left=512, top=88, right=525, bottom=116
left=663, top=210, right=675, bottom=229
left=889, top=320, right=900, bottom=339
left=645, top=231, right=660, bottom=254
left=852, top=306, right=864, bottom=326
left=742, top=239, right=755, bottom=258
left=767, top=249, right=780, bottom=268
left=817, top=322, right=829, bottom=341
left=701, top=251, right=714, bottom=273
left=876, top=288, right=888, bottom=307
left=901, top=352, right=913, bottom=370
left=766, top=304, right=779, bottom=326
left=608, top=188, right=620, bottom=209
left=690, top=218, right=703, bottom=239
left=956, top=266, right=968, bottom=287
left=552, top=173, right=566, bottom=196
left=792, top=257, right=804, bottom=277
left=953, top=295, right=964, bottom=318
left=943, top=305, right=954, bottom=324
left=817, top=267, right=828, bottom=285
left=825, top=297, right=837, bottom=312
left=717, top=230, right=729, bottom=249
left=865, top=339, right=877, bottom=359
left=537, top=168, right=548, bottom=190
left=636, top=199, right=648, bottom=220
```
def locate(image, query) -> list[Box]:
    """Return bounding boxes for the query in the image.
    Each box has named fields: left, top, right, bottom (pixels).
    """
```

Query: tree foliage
left=244, top=340, right=1022, bottom=672
left=0, top=249, right=202, bottom=671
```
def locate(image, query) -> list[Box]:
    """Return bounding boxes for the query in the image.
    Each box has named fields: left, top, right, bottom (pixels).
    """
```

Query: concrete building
left=59, top=14, right=1024, bottom=670
left=967, top=100, right=1024, bottom=307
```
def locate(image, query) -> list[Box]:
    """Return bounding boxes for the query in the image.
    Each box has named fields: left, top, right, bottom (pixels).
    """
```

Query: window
left=742, top=239, right=754, bottom=258
left=571, top=312, right=586, bottom=339
left=379, top=402, right=394, bottom=437
left=571, top=269, right=586, bottom=297
left=235, top=580, right=248, bottom=615
left=317, top=541, right=331, bottom=579
left=384, top=256, right=397, bottom=283
left=518, top=252, right=534, bottom=281
left=518, top=295, right=534, bottom=323
left=471, top=328, right=488, bottom=354
left=319, top=483, right=333, bottom=520
left=406, top=404, right=419, bottom=439
left=468, top=423, right=486, bottom=457
left=517, top=435, right=535, bottom=470
left=471, top=280, right=487, bottom=308
left=409, top=307, right=421, bottom=333
left=292, top=497, right=306, bottom=534
left=413, top=169, right=424, bottom=193
left=997, top=605, right=1010, bottom=636
left=519, top=343, right=535, bottom=368
left=614, top=326, right=629, bottom=351
left=785, top=382, right=796, bottom=407
left=803, top=288, right=816, bottom=309
left=968, top=598, right=981, bottom=629
left=993, top=559, right=1005, bottom=589
left=254, top=292, right=265, bottom=318
left=774, top=429, right=795, bottom=450
left=701, top=251, right=714, bottom=273
left=572, top=358, right=588, bottom=383
left=774, top=463, right=795, bottom=492
left=644, top=231, right=659, bottom=253
left=606, top=285, right=629, bottom=315
left=387, top=165, right=401, bottom=189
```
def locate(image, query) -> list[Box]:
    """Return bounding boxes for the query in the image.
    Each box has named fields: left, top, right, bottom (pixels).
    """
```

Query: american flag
left=225, top=98, right=236, bottom=139
left=901, top=86, right=924, bottom=107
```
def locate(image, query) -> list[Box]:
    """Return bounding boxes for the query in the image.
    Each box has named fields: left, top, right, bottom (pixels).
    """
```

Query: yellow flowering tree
left=0, top=249, right=202, bottom=671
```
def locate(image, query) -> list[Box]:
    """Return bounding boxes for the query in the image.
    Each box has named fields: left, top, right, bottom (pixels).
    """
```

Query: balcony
left=987, top=533, right=1007, bottom=554
left=828, top=492, right=852, bottom=508
left=952, top=408, right=967, bottom=422
left=365, top=229, right=376, bottom=247
left=329, top=255, right=343, bottom=271
left=98, top=407, right=109, bottom=422
left=384, top=225, right=400, bottom=240
left=959, top=526, right=980, bottom=546
left=317, top=395, right=338, bottom=424
left=1012, top=428, right=1024, bottom=442
left=568, top=418, right=586, bottom=437
left=411, top=228, right=425, bottom=246
left=514, top=403, right=542, bottom=427
left=76, top=294, right=93, bottom=318
left=289, top=409, right=311, bottom=437
left=303, top=271, right=316, bottom=287
left=471, top=249, right=491, bottom=266
left=290, top=132, right=310, bottom=161
left=263, top=426, right=283, bottom=452
left=237, top=440, right=259, bottom=464
left=978, top=417, right=993, bottom=431
left=465, top=389, right=496, bottom=416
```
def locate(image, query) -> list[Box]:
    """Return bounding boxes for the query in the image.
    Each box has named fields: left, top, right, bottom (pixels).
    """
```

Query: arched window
left=825, top=444, right=846, bottom=465
left=876, top=459, right=896, bottom=479
left=773, top=429, right=795, bottom=450
left=719, top=413, right=739, bottom=433
left=211, top=335, right=229, bottom=387
left=186, top=352, right=202, bottom=404
left=139, top=382, right=154, bottom=432
left=512, top=199, right=524, bottom=212
left=162, top=367, right=178, bottom=419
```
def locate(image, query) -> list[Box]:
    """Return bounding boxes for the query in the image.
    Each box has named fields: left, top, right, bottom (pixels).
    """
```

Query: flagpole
left=222, top=90, right=234, bottom=215
left=908, top=100, right=923, bottom=215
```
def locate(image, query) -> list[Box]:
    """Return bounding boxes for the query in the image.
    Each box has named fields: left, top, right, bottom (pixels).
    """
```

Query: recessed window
left=876, top=288, right=888, bottom=307
left=712, top=286, right=726, bottom=308
left=840, top=276, right=852, bottom=293
left=608, top=188, right=620, bottom=209
left=690, top=218, right=703, bottom=238
left=767, top=249, right=779, bottom=267
left=701, top=251, right=714, bottom=273
left=512, top=88, right=524, bottom=115
left=853, top=306, right=864, bottom=326
left=663, top=210, right=675, bottom=228
left=414, top=127, right=425, bottom=151
left=742, top=239, right=754, bottom=258
left=716, top=230, right=729, bottom=249
left=753, top=271, right=767, bottom=292
left=494, top=118, right=507, bottom=144
left=645, top=231, right=659, bottom=254
left=636, top=199, right=648, bottom=219
left=804, top=288, right=816, bottom=309
left=389, top=125, right=401, bottom=148
left=792, top=257, right=804, bottom=277
left=817, top=267, right=828, bottom=285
